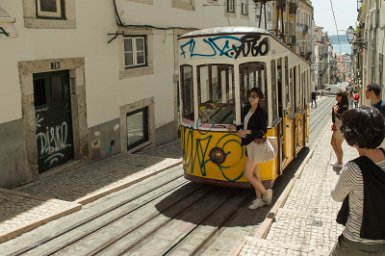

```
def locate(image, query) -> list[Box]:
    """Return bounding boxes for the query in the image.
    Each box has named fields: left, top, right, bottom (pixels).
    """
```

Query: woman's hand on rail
left=228, top=125, right=237, bottom=132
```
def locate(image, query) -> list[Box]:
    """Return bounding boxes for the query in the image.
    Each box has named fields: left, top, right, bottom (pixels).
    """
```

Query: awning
left=0, top=6, right=17, bottom=38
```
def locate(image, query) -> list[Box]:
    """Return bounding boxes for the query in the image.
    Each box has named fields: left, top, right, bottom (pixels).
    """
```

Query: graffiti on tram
left=179, top=33, right=270, bottom=60
left=181, top=126, right=245, bottom=182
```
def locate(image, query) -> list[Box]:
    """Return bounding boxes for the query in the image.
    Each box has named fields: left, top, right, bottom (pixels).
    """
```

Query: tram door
left=291, top=67, right=297, bottom=157
left=277, top=58, right=284, bottom=173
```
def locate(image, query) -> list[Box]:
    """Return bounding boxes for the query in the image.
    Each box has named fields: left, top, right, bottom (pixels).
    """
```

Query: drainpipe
left=371, top=2, right=379, bottom=83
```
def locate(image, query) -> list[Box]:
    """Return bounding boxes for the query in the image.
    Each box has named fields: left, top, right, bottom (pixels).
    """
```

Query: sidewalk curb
left=76, top=158, right=183, bottom=205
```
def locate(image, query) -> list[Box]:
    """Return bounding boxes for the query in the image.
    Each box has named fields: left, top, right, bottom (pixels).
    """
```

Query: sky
left=312, top=0, right=358, bottom=35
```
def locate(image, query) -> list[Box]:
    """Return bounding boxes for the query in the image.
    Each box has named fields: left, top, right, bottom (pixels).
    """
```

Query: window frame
left=126, top=107, right=149, bottom=151
left=124, top=36, right=148, bottom=69
left=36, top=0, right=64, bottom=19
left=119, top=28, right=154, bottom=79
left=239, top=62, right=268, bottom=112
left=241, top=0, right=248, bottom=16
left=227, top=0, right=235, bottom=13
left=180, top=65, right=195, bottom=122
left=23, top=0, right=76, bottom=29
left=197, top=64, right=236, bottom=125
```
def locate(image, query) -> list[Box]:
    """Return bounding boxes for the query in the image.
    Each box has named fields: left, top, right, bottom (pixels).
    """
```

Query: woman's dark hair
left=336, top=90, right=349, bottom=107
left=248, top=87, right=264, bottom=99
left=340, top=107, right=385, bottom=148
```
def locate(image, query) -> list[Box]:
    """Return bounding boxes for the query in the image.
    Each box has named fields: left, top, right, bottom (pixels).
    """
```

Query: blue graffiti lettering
left=180, top=35, right=242, bottom=59
left=180, top=34, right=270, bottom=59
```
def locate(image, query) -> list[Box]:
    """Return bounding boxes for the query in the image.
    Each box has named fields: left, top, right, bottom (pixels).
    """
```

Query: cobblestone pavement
left=236, top=124, right=358, bottom=256
left=0, top=140, right=182, bottom=243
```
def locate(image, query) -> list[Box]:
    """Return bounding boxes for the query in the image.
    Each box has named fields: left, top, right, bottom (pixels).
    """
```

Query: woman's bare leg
left=253, top=164, right=263, bottom=198
left=331, top=137, right=338, bottom=162
left=335, top=138, right=344, bottom=164
left=244, top=158, right=266, bottom=198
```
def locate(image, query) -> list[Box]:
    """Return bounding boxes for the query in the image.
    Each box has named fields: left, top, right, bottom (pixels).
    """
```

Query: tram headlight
left=209, top=147, right=227, bottom=165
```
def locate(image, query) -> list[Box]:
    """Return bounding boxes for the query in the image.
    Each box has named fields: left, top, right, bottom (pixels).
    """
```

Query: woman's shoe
left=263, top=189, right=273, bottom=205
left=248, top=198, right=265, bottom=210
left=331, top=162, right=343, bottom=168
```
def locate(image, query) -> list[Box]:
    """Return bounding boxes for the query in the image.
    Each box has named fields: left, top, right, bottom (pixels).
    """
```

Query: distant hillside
left=328, top=34, right=349, bottom=44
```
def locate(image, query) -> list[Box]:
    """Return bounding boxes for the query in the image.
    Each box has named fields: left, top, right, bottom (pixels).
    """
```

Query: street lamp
left=346, top=26, right=354, bottom=44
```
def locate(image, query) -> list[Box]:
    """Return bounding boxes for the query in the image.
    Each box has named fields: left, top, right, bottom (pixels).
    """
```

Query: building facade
left=312, top=25, right=331, bottom=91
left=352, top=0, right=385, bottom=106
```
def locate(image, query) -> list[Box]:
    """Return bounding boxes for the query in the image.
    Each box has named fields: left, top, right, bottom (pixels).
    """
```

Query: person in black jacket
left=231, top=87, right=273, bottom=210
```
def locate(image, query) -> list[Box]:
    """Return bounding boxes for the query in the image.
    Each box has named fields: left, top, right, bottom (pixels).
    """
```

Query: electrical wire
left=112, top=0, right=198, bottom=31
left=329, top=0, right=342, bottom=53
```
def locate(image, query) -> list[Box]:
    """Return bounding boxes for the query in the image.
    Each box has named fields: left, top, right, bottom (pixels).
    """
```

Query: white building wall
left=1, top=0, right=271, bottom=126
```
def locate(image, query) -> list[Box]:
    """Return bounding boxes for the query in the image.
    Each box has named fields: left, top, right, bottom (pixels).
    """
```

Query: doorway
left=33, top=70, right=74, bottom=172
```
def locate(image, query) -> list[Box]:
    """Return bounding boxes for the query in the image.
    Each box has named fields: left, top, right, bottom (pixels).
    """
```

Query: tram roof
left=179, top=26, right=271, bottom=39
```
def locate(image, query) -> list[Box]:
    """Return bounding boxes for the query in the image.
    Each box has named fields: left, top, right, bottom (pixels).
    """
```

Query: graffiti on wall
left=180, top=33, right=270, bottom=60
left=181, top=126, right=245, bottom=182
left=36, top=114, right=72, bottom=167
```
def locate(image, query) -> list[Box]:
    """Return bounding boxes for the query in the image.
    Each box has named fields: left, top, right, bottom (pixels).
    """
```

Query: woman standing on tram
left=231, top=87, right=273, bottom=209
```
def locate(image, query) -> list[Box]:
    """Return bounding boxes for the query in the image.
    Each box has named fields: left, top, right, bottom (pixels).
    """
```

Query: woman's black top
left=236, top=104, right=268, bottom=146
left=332, top=102, right=348, bottom=124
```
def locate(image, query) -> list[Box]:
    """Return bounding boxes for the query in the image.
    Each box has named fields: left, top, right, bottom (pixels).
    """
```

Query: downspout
left=371, top=2, right=379, bottom=83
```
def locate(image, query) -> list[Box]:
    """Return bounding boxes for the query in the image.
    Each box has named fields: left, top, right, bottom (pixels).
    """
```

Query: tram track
left=309, top=96, right=335, bottom=148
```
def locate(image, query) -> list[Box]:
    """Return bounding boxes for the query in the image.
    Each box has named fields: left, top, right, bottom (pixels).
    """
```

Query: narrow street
left=0, top=97, right=334, bottom=256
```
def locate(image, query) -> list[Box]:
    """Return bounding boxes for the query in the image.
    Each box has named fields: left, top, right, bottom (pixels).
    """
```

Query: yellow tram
left=178, top=27, right=311, bottom=188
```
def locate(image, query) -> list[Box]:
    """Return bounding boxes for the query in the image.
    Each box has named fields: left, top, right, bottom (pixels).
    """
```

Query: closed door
left=34, top=70, right=74, bottom=173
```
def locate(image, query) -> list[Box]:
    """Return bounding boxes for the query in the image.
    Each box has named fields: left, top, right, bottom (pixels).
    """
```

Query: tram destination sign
left=179, top=33, right=270, bottom=60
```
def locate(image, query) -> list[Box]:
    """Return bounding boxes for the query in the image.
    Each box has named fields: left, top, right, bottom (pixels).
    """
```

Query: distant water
left=332, top=43, right=352, bottom=54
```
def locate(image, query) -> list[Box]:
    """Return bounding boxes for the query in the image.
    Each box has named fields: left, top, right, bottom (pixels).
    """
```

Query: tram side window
left=271, top=60, right=278, bottom=122
left=239, top=62, right=267, bottom=111
left=285, top=57, right=290, bottom=110
left=197, top=64, right=235, bottom=124
left=180, top=65, right=194, bottom=122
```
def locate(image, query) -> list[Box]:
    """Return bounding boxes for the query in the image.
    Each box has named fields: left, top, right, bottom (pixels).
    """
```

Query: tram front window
left=239, top=62, right=267, bottom=111
left=180, top=65, right=194, bottom=122
left=198, top=64, right=235, bottom=125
